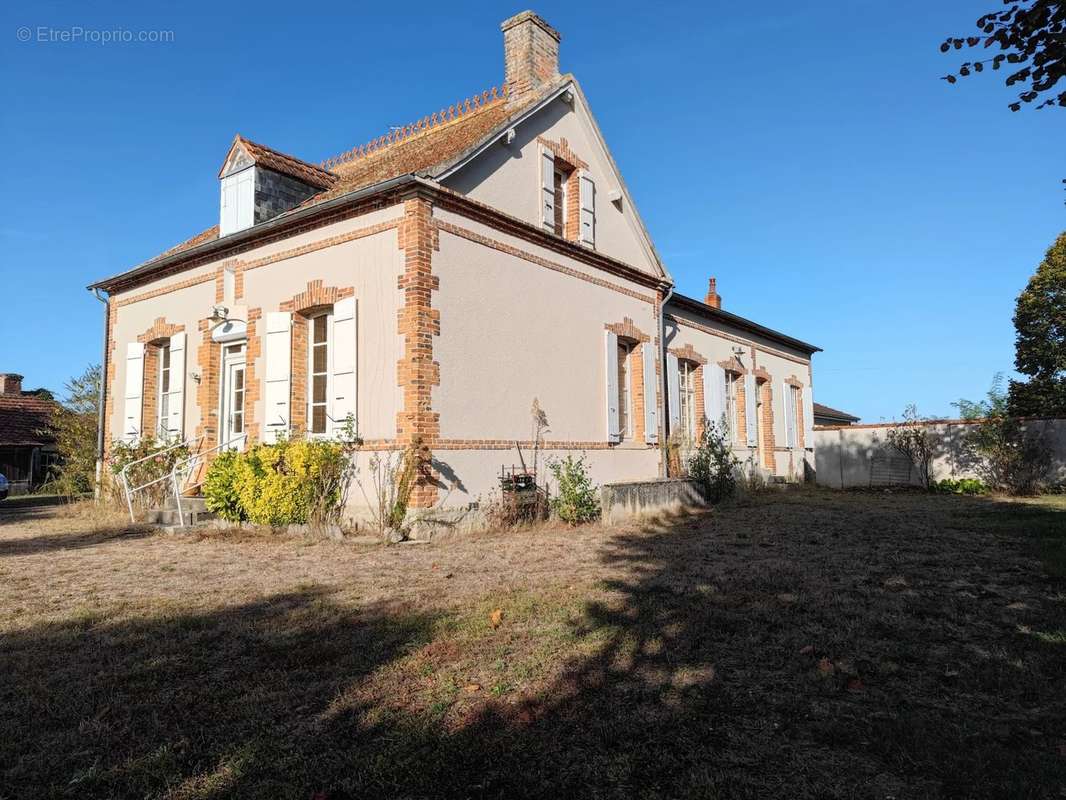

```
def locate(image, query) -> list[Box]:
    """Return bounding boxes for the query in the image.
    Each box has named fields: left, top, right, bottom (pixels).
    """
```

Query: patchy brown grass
left=1, top=489, right=1064, bottom=798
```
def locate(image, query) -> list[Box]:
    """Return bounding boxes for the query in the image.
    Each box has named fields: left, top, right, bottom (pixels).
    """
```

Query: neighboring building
left=89, top=11, right=821, bottom=514
left=0, top=373, right=57, bottom=494
left=813, top=403, right=860, bottom=427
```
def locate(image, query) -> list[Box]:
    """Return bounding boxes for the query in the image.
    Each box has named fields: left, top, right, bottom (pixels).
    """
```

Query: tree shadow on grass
left=2, top=495, right=1065, bottom=798
left=0, top=525, right=153, bottom=557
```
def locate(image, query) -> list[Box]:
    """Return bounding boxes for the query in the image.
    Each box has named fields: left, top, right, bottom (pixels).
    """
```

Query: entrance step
left=145, top=505, right=216, bottom=527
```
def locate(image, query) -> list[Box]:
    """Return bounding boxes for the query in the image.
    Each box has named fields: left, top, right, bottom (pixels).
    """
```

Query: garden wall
left=814, top=417, right=1066, bottom=489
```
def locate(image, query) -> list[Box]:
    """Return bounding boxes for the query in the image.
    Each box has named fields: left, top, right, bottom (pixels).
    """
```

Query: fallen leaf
left=799, top=645, right=814, bottom=656
left=464, top=683, right=481, bottom=694
left=817, top=657, right=835, bottom=676
left=490, top=608, right=503, bottom=628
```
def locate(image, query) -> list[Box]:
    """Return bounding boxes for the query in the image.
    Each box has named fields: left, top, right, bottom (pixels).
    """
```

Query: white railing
left=120, top=437, right=202, bottom=522
left=170, top=434, right=247, bottom=526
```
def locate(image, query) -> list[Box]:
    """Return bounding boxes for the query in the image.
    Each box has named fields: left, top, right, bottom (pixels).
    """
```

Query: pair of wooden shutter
left=263, top=297, right=357, bottom=441
left=704, top=364, right=728, bottom=434
left=539, top=150, right=595, bottom=246
left=122, top=333, right=186, bottom=442
left=604, top=331, right=657, bottom=444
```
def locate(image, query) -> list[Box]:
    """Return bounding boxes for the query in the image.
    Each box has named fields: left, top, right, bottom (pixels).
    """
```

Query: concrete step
left=145, top=507, right=216, bottom=526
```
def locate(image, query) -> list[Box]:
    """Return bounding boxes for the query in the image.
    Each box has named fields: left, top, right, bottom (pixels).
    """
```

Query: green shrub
left=202, top=450, right=244, bottom=521
left=205, top=439, right=350, bottom=527
left=548, top=455, right=600, bottom=525
left=687, top=420, right=739, bottom=503
left=932, top=477, right=988, bottom=495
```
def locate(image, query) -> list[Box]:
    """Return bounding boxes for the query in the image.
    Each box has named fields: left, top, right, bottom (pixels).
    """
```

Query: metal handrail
left=120, top=436, right=202, bottom=522
left=171, top=434, right=247, bottom=526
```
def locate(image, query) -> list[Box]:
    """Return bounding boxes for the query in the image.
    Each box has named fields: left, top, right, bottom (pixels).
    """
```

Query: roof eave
left=88, top=173, right=425, bottom=292
left=668, top=293, right=822, bottom=355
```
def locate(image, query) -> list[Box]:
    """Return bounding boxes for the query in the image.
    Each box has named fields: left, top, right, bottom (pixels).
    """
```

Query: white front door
left=220, top=343, right=247, bottom=450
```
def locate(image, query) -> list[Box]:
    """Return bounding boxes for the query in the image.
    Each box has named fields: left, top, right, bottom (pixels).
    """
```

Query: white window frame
left=553, top=166, right=568, bottom=235
left=617, top=340, right=634, bottom=440
left=157, top=343, right=171, bottom=439
left=786, top=384, right=800, bottom=448
left=307, top=311, right=332, bottom=437
left=724, top=371, right=738, bottom=444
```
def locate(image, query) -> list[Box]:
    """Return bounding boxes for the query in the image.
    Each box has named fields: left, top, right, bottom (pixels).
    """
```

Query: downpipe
left=92, top=288, right=110, bottom=499
left=657, top=283, right=674, bottom=478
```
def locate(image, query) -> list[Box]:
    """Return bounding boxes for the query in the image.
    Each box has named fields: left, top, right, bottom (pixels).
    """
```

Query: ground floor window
left=308, top=312, right=331, bottom=435
left=617, top=340, right=634, bottom=440
left=157, top=343, right=171, bottom=438
left=679, top=361, right=697, bottom=442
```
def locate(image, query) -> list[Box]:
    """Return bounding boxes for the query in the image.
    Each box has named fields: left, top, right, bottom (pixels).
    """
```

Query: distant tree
left=1008, top=232, right=1066, bottom=415
left=45, top=364, right=101, bottom=496
left=940, top=1, right=1066, bottom=112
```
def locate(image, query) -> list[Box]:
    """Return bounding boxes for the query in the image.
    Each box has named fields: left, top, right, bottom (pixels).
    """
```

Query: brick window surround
left=137, top=318, right=185, bottom=440
left=606, top=318, right=650, bottom=443
left=279, top=280, right=355, bottom=437
left=538, top=136, right=588, bottom=243
left=752, top=367, right=776, bottom=469
left=718, top=358, right=748, bottom=450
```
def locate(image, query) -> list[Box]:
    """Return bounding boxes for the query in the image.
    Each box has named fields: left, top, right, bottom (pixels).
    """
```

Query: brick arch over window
left=281, top=281, right=355, bottom=436
left=137, top=318, right=185, bottom=440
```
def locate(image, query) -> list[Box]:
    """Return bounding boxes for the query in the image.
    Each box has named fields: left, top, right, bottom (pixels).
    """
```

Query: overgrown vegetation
left=41, top=364, right=99, bottom=498
left=954, top=375, right=1053, bottom=495
left=887, top=404, right=938, bottom=489
left=354, top=439, right=422, bottom=540
left=687, top=419, right=738, bottom=502
left=202, top=439, right=352, bottom=528
left=932, top=477, right=989, bottom=495
left=548, top=455, right=600, bottom=525
left=107, top=436, right=190, bottom=509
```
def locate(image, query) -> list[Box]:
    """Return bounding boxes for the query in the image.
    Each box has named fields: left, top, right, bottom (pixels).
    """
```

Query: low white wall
left=814, top=418, right=1066, bottom=489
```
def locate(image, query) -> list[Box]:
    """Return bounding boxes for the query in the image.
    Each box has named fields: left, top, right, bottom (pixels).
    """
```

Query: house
left=0, top=373, right=58, bottom=494
left=89, top=11, right=820, bottom=515
left=813, top=403, right=860, bottom=427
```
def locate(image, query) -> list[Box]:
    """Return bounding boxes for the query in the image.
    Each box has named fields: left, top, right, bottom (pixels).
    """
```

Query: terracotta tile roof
left=0, top=395, right=56, bottom=446
left=228, top=135, right=339, bottom=190
left=135, top=82, right=549, bottom=271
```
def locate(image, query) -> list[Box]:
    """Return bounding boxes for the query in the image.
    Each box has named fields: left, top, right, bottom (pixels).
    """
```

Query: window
left=157, top=344, right=171, bottom=437
left=553, top=165, right=569, bottom=237
left=617, top=341, right=633, bottom=439
left=724, top=371, right=739, bottom=443
left=679, top=361, right=697, bottom=441
left=308, top=312, right=330, bottom=435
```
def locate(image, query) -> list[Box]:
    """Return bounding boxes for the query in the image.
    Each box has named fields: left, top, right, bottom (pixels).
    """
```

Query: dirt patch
left=1, top=490, right=1064, bottom=798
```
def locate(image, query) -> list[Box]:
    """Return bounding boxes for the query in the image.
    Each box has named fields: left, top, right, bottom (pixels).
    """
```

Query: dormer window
left=220, top=167, right=255, bottom=237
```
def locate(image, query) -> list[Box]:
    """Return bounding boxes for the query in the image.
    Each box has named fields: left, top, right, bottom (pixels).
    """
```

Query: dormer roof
left=218, top=134, right=338, bottom=190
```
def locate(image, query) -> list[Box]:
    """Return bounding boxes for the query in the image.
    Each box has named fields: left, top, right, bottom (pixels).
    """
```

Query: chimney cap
left=500, top=10, right=561, bottom=41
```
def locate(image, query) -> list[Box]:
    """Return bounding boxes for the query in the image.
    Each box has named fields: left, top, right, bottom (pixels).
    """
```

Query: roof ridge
left=321, top=84, right=509, bottom=171
left=235, top=135, right=338, bottom=182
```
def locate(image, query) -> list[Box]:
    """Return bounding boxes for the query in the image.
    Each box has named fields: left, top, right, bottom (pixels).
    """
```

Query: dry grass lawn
left=1, top=489, right=1065, bottom=799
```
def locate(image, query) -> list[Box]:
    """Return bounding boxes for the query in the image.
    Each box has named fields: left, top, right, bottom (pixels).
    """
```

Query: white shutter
left=803, top=385, right=815, bottom=448
left=744, top=373, right=758, bottom=447
left=541, top=151, right=556, bottom=229
left=641, top=342, right=658, bottom=444
left=705, top=363, right=726, bottom=433
left=666, top=353, right=680, bottom=435
left=604, top=331, right=620, bottom=443
left=166, top=332, right=186, bottom=439
left=579, top=174, right=596, bottom=246
left=236, top=168, right=255, bottom=230
left=330, top=297, right=357, bottom=436
left=263, top=311, right=292, bottom=442
left=123, top=342, right=144, bottom=443
left=779, top=380, right=793, bottom=448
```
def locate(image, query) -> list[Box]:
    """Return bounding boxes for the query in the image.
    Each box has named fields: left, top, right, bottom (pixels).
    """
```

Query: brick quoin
left=396, top=196, right=441, bottom=507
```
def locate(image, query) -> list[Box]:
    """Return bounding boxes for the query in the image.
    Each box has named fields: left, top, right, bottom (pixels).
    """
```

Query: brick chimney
left=0, top=373, right=24, bottom=396
left=705, top=278, right=722, bottom=309
left=502, top=11, right=560, bottom=106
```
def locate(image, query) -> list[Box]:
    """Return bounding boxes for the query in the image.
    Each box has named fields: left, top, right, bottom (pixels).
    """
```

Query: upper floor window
left=308, top=312, right=331, bottom=435
left=552, top=165, right=569, bottom=237
left=157, top=344, right=171, bottom=437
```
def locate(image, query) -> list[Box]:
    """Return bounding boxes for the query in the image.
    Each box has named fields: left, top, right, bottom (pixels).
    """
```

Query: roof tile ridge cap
left=320, top=84, right=508, bottom=171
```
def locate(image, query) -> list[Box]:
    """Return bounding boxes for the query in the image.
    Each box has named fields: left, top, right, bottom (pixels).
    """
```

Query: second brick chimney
left=705, top=278, right=722, bottom=309
left=0, top=373, right=24, bottom=396
left=502, top=11, right=560, bottom=106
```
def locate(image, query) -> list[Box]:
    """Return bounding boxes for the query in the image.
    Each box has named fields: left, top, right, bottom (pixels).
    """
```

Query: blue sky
left=1, top=0, right=1062, bottom=421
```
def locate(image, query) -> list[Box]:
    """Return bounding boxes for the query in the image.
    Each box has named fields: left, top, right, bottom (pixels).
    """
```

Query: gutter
left=92, top=287, right=109, bottom=493
left=88, top=174, right=424, bottom=292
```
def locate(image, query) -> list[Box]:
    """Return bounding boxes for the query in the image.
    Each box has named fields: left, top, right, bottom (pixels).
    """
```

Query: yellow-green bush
left=203, top=439, right=349, bottom=526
